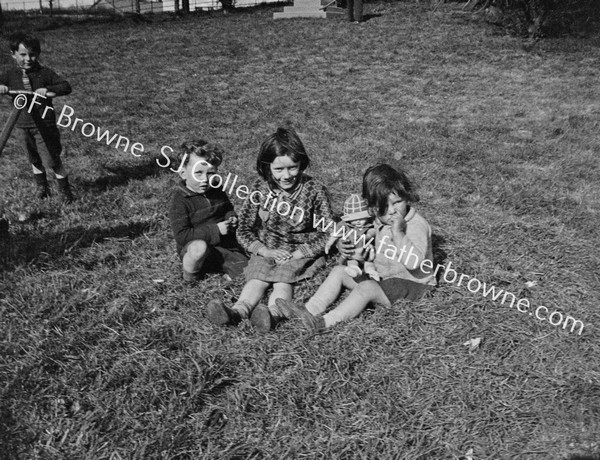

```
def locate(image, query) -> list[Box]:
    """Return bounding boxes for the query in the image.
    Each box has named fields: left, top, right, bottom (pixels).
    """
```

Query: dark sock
left=56, top=177, right=74, bottom=203
left=34, top=173, right=50, bottom=199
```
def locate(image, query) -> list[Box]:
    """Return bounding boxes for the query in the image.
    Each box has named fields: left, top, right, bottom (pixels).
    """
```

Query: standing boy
left=169, top=140, right=248, bottom=283
left=0, top=33, right=73, bottom=202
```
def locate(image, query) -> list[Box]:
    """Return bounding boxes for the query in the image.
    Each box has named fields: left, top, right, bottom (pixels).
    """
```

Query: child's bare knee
left=356, top=280, right=390, bottom=306
left=355, top=280, right=378, bottom=292
left=186, top=240, right=208, bottom=260
left=272, top=282, right=292, bottom=297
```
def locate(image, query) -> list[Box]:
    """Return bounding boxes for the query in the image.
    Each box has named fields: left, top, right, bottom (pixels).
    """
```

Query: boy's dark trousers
left=20, top=125, right=63, bottom=173
left=347, top=0, right=363, bottom=21
left=19, top=125, right=73, bottom=202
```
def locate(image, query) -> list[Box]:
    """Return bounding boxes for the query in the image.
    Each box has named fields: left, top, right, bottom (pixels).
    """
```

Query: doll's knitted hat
left=342, top=194, right=371, bottom=222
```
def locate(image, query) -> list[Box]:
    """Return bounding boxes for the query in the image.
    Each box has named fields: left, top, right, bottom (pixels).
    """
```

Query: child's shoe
left=207, top=299, right=241, bottom=326
left=34, top=174, right=50, bottom=199
left=57, top=177, right=74, bottom=204
left=250, top=304, right=276, bottom=333
left=275, top=299, right=325, bottom=332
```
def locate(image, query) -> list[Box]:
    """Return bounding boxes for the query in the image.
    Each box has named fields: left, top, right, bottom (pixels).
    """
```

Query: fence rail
left=1, top=0, right=285, bottom=14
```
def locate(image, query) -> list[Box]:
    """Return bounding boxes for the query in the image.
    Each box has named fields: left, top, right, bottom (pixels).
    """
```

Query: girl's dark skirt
left=354, top=274, right=434, bottom=303
left=244, top=254, right=325, bottom=284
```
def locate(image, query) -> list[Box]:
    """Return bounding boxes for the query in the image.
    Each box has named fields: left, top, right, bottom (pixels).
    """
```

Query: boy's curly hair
left=180, top=140, right=224, bottom=167
left=9, top=33, right=41, bottom=54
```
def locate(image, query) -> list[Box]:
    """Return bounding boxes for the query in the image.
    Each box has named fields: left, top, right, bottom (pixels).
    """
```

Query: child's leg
left=305, top=265, right=357, bottom=316
left=268, top=282, right=293, bottom=316
left=322, top=280, right=390, bottom=328
left=32, top=169, right=50, bottom=199
left=21, top=129, right=50, bottom=199
left=346, top=0, right=355, bottom=20
left=182, top=240, right=210, bottom=281
left=52, top=164, right=68, bottom=179
left=38, top=126, right=73, bottom=202
left=251, top=282, right=293, bottom=333
left=207, top=278, right=270, bottom=327
left=233, top=279, right=271, bottom=318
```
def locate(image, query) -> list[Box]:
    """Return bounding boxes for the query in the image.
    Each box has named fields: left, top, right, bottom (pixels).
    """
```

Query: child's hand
left=0, top=86, right=8, bottom=95
left=218, top=217, right=238, bottom=235
left=336, top=238, right=355, bottom=258
left=217, top=220, right=232, bottom=235
left=352, top=246, right=368, bottom=262
left=390, top=214, right=407, bottom=236
left=217, top=221, right=228, bottom=235
left=262, top=248, right=292, bottom=264
left=34, top=88, right=48, bottom=97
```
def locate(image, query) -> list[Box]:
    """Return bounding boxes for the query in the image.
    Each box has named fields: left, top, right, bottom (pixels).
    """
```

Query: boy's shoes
left=34, top=174, right=50, bottom=200
left=207, top=299, right=241, bottom=326
left=250, top=304, right=277, bottom=333
left=275, top=299, right=326, bottom=332
left=57, top=177, right=74, bottom=204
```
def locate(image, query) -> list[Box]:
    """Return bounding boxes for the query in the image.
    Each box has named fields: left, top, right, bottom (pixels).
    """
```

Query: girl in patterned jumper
left=207, top=127, right=334, bottom=332
left=277, top=164, right=437, bottom=331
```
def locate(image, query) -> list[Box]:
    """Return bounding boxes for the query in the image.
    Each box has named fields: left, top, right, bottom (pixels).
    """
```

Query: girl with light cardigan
left=278, top=164, right=436, bottom=331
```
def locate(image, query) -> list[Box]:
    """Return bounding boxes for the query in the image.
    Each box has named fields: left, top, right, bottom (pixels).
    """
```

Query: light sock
left=232, top=301, right=252, bottom=319
left=306, top=296, right=328, bottom=316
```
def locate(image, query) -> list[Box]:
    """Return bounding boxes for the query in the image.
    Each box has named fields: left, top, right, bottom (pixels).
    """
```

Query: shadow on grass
left=79, top=161, right=163, bottom=193
left=0, top=220, right=156, bottom=272
left=361, top=13, right=382, bottom=21
left=432, top=233, right=448, bottom=283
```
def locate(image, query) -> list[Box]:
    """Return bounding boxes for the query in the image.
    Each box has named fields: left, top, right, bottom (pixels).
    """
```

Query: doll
left=325, top=194, right=379, bottom=281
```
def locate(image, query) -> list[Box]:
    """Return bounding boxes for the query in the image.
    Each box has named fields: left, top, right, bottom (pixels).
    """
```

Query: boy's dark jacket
left=0, top=62, right=71, bottom=129
left=170, top=181, right=239, bottom=254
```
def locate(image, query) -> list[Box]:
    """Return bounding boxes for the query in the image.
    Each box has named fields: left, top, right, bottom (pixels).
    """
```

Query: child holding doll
left=278, top=164, right=436, bottom=331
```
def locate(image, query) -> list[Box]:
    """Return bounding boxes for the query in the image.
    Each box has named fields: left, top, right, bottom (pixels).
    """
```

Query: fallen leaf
left=463, top=337, right=482, bottom=351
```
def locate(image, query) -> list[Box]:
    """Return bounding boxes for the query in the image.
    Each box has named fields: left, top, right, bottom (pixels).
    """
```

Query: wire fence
left=1, top=0, right=286, bottom=15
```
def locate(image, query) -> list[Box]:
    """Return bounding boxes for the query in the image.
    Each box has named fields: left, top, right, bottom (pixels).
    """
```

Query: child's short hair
left=256, top=127, right=310, bottom=184
left=180, top=140, right=223, bottom=167
left=362, top=164, right=420, bottom=217
left=9, top=33, right=41, bottom=54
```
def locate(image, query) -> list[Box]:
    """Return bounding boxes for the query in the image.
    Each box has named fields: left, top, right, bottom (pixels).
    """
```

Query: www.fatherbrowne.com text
left=312, top=215, right=585, bottom=335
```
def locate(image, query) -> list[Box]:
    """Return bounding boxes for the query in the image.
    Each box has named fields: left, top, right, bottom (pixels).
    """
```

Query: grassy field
left=1, top=2, right=599, bottom=459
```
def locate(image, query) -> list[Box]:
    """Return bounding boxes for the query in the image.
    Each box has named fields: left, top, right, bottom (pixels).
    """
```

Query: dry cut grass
left=0, top=2, right=599, bottom=459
